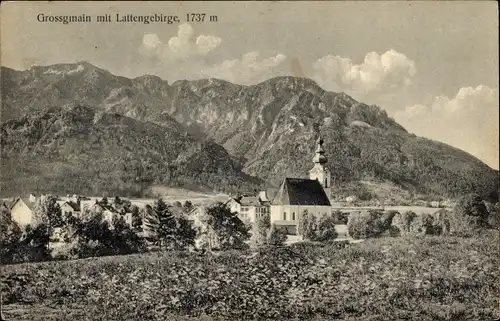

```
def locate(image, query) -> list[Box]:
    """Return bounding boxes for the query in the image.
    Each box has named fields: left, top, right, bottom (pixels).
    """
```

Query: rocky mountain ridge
left=1, top=62, right=498, bottom=201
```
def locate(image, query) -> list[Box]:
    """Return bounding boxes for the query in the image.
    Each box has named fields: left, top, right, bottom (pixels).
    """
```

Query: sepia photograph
left=0, top=1, right=498, bottom=320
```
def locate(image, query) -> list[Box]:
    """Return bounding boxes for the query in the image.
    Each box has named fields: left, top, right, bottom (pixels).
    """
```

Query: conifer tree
left=144, top=198, right=176, bottom=249
left=144, top=198, right=195, bottom=250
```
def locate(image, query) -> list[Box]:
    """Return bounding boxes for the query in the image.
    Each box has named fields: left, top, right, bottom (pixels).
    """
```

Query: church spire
left=309, top=135, right=331, bottom=192
left=312, top=135, right=327, bottom=165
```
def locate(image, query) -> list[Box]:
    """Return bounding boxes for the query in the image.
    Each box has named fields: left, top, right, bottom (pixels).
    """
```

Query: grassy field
left=2, top=232, right=499, bottom=321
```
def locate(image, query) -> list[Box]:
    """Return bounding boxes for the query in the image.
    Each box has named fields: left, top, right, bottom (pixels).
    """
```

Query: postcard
left=1, top=1, right=498, bottom=320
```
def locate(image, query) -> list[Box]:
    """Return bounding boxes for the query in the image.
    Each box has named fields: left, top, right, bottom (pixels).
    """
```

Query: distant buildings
left=224, top=137, right=333, bottom=235
left=5, top=194, right=134, bottom=228
left=223, top=137, right=334, bottom=235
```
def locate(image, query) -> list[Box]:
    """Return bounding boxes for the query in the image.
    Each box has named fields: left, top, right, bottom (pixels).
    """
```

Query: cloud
left=139, top=23, right=222, bottom=62
left=394, top=85, right=499, bottom=168
left=198, top=51, right=287, bottom=85
left=312, top=49, right=416, bottom=94
left=137, top=24, right=286, bottom=85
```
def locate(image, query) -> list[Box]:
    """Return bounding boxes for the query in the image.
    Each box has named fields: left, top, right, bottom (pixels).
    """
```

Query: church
left=270, top=136, right=332, bottom=235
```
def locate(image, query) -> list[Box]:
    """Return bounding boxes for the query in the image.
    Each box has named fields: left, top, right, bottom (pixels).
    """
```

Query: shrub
left=409, top=213, right=436, bottom=235
left=392, top=210, right=450, bottom=236
left=12, top=223, right=52, bottom=263
left=332, top=210, right=348, bottom=224
left=449, top=194, right=491, bottom=236
left=488, top=202, right=500, bottom=228
left=298, top=211, right=338, bottom=242
left=394, top=211, right=417, bottom=231
left=266, top=224, right=287, bottom=246
left=347, top=210, right=394, bottom=239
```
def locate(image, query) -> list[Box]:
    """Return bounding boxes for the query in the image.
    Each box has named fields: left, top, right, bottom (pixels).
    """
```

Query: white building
left=228, top=192, right=270, bottom=224
left=270, top=136, right=332, bottom=235
left=9, top=198, right=35, bottom=226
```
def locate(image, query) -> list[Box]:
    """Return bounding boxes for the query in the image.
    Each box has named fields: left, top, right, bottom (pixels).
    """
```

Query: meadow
left=2, top=231, right=499, bottom=321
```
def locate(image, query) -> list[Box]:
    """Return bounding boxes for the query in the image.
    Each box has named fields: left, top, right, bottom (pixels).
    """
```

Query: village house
left=89, top=202, right=132, bottom=227
left=228, top=191, right=271, bottom=223
left=270, top=136, right=332, bottom=235
left=59, top=201, right=81, bottom=218
left=8, top=198, right=35, bottom=226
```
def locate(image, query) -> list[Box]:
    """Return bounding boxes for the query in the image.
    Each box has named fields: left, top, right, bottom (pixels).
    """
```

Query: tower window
left=292, top=212, right=296, bottom=220
left=283, top=212, right=287, bottom=220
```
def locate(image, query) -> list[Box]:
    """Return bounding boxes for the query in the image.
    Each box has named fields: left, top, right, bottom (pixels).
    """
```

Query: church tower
left=309, top=136, right=331, bottom=198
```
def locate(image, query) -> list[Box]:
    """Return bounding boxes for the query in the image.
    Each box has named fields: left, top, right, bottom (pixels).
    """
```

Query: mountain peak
left=2, top=63, right=497, bottom=201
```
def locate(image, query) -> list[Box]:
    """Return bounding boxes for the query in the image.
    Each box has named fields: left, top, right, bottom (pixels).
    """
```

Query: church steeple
left=312, top=136, right=327, bottom=165
left=309, top=135, right=331, bottom=195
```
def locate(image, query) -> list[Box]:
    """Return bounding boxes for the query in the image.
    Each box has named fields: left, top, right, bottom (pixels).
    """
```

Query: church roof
left=271, top=178, right=331, bottom=206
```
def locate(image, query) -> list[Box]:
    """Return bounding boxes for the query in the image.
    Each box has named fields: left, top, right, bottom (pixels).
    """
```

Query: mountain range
left=1, top=62, right=498, bottom=201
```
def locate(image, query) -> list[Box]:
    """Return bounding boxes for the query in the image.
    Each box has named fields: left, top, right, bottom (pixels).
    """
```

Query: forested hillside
left=0, top=105, right=262, bottom=197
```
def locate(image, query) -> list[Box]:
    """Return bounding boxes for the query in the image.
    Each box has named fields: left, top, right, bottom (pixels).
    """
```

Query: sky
left=1, top=1, right=498, bottom=169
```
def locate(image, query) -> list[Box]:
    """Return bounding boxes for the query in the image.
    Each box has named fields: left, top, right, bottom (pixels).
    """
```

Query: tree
left=314, top=214, right=338, bottom=242
left=332, top=209, right=348, bottom=224
left=100, top=197, right=109, bottom=206
left=298, top=211, right=338, bottom=242
left=297, top=210, right=317, bottom=240
left=66, top=212, right=115, bottom=258
left=183, top=200, right=194, bottom=212
left=0, top=207, right=22, bottom=264
left=250, top=214, right=271, bottom=248
left=110, top=215, right=147, bottom=254
left=144, top=198, right=195, bottom=250
left=409, top=213, right=435, bottom=235
left=144, top=198, right=176, bottom=249
left=15, top=223, right=51, bottom=263
left=450, top=193, right=491, bottom=236
left=60, top=211, right=146, bottom=259
left=194, top=202, right=250, bottom=251
left=130, top=206, right=143, bottom=232
left=33, top=195, right=63, bottom=227
left=489, top=202, right=500, bottom=228
left=392, top=211, right=417, bottom=235
left=347, top=210, right=393, bottom=239
left=113, top=196, right=123, bottom=206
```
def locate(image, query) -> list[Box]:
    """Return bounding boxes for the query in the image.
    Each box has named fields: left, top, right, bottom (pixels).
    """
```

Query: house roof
left=272, top=178, right=331, bottom=206
left=239, top=196, right=259, bottom=206
left=9, top=198, right=35, bottom=211
left=61, top=201, right=80, bottom=211
left=232, top=195, right=270, bottom=207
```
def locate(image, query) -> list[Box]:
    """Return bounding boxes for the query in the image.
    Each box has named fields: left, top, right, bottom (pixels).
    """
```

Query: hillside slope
left=0, top=105, right=262, bottom=197
left=1, top=63, right=498, bottom=200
